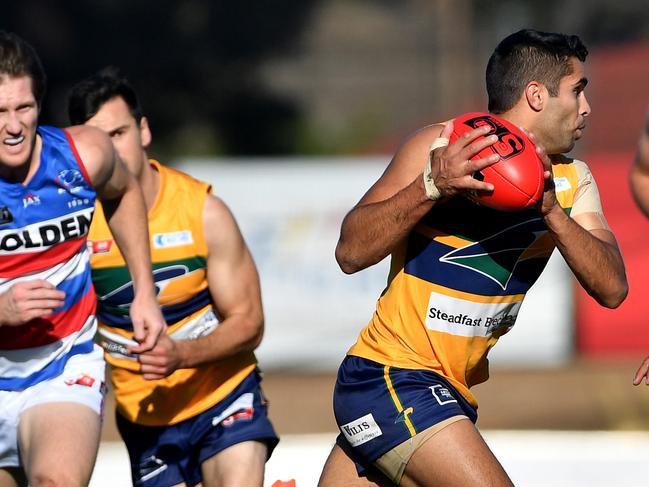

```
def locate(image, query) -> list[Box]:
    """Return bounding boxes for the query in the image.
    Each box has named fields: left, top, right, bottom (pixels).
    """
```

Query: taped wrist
left=423, top=137, right=449, bottom=201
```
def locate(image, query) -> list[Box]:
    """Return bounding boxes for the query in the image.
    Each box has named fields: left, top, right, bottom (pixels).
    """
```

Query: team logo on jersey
left=211, top=393, right=255, bottom=427
left=97, top=264, right=194, bottom=305
left=64, top=373, right=96, bottom=387
left=222, top=407, right=255, bottom=427
left=395, top=406, right=414, bottom=424
left=429, top=385, right=458, bottom=405
left=55, top=169, right=85, bottom=194
left=88, top=239, right=113, bottom=255
left=22, top=193, right=40, bottom=208
left=0, top=207, right=12, bottom=226
left=152, top=230, right=193, bottom=249
left=439, top=217, right=549, bottom=290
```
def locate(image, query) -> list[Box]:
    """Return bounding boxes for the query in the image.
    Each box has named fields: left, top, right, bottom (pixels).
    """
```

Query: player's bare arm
left=336, top=122, right=500, bottom=274
left=137, top=194, right=263, bottom=380
left=530, top=133, right=627, bottom=309
left=68, top=125, right=165, bottom=352
left=630, top=107, right=649, bottom=218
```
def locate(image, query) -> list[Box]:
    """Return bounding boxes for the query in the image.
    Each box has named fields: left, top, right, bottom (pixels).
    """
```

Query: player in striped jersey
left=0, top=32, right=165, bottom=487
left=319, top=29, right=627, bottom=487
left=68, top=68, right=277, bottom=487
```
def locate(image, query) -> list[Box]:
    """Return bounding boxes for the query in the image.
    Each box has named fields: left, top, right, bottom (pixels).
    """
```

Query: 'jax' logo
left=460, top=115, right=525, bottom=160
left=23, top=193, right=40, bottom=208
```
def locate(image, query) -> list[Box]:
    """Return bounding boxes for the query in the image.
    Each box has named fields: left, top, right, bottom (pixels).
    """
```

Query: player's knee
left=202, top=441, right=267, bottom=487
left=30, top=470, right=86, bottom=487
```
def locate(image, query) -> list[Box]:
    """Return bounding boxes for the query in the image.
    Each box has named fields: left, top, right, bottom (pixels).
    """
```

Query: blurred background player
left=629, top=106, right=649, bottom=218
left=318, top=29, right=627, bottom=487
left=0, top=32, right=164, bottom=487
left=68, top=67, right=278, bottom=487
left=630, top=106, right=649, bottom=386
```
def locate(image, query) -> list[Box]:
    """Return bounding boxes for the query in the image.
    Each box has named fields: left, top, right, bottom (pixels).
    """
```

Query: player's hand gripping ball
left=450, top=112, right=544, bottom=211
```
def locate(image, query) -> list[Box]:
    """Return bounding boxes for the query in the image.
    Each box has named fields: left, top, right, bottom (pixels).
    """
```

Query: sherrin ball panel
left=449, top=112, right=545, bottom=211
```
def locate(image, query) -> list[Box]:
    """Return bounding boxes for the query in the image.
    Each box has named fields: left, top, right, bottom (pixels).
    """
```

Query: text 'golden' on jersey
left=0, top=208, right=94, bottom=253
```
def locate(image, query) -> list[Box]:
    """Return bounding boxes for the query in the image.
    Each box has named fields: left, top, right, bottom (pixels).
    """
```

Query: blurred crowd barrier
left=175, top=158, right=574, bottom=371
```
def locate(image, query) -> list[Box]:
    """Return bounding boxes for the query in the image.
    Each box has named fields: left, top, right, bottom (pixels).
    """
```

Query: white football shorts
left=0, top=345, right=106, bottom=468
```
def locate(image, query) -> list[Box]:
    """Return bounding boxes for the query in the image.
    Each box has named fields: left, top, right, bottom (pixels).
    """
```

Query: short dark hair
left=486, top=29, right=588, bottom=114
left=68, top=66, right=143, bottom=125
left=0, top=31, right=47, bottom=105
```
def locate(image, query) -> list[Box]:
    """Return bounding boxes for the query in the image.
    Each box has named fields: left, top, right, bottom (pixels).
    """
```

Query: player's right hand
left=127, top=293, right=166, bottom=354
left=0, top=280, right=66, bottom=326
left=429, top=121, right=500, bottom=199
left=633, top=355, right=649, bottom=386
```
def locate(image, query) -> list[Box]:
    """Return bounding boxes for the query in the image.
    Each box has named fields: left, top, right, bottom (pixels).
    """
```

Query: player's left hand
left=128, top=294, right=166, bottom=354
left=522, top=129, right=559, bottom=216
left=138, top=333, right=183, bottom=380
left=633, top=356, right=649, bottom=385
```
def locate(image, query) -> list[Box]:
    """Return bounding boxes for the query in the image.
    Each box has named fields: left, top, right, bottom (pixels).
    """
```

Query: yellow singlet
left=88, top=160, right=256, bottom=425
left=348, top=153, right=603, bottom=407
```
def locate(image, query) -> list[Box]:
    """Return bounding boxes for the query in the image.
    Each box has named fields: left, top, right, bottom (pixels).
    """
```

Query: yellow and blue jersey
left=348, top=153, right=593, bottom=407
left=88, top=160, right=256, bottom=426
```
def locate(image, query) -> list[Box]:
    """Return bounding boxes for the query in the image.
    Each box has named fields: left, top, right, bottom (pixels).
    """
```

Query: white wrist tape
left=423, top=137, right=449, bottom=201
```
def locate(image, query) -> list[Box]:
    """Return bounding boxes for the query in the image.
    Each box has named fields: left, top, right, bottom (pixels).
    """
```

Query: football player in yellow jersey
left=631, top=107, right=649, bottom=386
left=67, top=68, right=277, bottom=487
left=319, top=29, right=627, bottom=487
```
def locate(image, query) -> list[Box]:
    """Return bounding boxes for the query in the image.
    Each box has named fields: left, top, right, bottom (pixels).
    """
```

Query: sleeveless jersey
left=0, top=126, right=97, bottom=390
left=88, top=160, right=256, bottom=426
left=348, top=154, right=602, bottom=407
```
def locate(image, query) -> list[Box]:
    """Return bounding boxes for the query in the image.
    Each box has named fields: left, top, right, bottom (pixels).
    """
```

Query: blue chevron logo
left=439, top=217, right=548, bottom=290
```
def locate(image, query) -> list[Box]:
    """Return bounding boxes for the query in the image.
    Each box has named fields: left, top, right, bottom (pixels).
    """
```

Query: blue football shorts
left=333, top=356, right=478, bottom=475
left=116, top=370, right=279, bottom=487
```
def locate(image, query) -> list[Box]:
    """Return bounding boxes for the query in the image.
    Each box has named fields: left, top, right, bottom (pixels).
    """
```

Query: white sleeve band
left=423, top=137, right=449, bottom=201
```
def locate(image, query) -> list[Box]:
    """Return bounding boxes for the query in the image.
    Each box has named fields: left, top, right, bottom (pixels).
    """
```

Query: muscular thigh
left=18, top=402, right=101, bottom=486
left=318, top=443, right=393, bottom=487
left=400, top=419, right=513, bottom=487
left=201, top=441, right=267, bottom=487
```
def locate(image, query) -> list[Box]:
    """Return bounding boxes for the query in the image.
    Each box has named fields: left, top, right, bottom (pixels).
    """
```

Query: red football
left=449, top=112, right=545, bottom=211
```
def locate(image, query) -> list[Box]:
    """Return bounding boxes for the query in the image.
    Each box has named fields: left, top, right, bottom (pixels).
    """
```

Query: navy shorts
left=116, top=370, right=279, bottom=487
left=333, top=356, right=477, bottom=470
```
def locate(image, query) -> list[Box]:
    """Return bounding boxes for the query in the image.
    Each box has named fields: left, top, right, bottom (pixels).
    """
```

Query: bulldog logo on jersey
left=55, top=169, right=85, bottom=194
left=440, top=217, right=549, bottom=290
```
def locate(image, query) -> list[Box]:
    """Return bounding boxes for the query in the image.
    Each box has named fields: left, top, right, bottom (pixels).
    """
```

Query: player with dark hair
left=318, top=28, right=627, bottom=487
left=68, top=67, right=278, bottom=487
left=0, top=32, right=165, bottom=487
